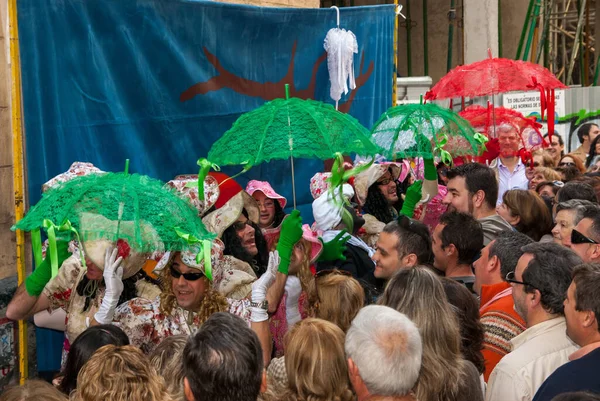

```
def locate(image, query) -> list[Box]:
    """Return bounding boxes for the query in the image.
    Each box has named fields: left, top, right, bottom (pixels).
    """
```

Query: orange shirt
left=480, top=281, right=526, bottom=382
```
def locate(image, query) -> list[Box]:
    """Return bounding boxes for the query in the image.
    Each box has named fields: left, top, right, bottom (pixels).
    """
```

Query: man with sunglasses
left=569, top=205, right=600, bottom=263
left=486, top=243, right=581, bottom=401
left=571, top=123, right=600, bottom=163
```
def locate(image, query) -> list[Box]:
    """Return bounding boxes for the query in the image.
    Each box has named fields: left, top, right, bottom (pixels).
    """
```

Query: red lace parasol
left=425, top=55, right=567, bottom=143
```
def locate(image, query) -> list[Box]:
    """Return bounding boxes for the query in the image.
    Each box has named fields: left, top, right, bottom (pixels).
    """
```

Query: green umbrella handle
left=285, top=83, right=290, bottom=100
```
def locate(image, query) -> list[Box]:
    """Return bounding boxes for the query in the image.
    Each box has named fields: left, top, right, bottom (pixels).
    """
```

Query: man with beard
left=442, top=163, right=512, bottom=246
left=486, top=243, right=581, bottom=401
left=494, top=125, right=529, bottom=206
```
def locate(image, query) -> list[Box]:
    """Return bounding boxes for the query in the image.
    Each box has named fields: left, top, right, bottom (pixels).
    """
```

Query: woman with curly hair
left=70, top=345, right=173, bottom=401
left=112, top=211, right=304, bottom=356
left=267, top=319, right=355, bottom=401
left=379, top=267, right=483, bottom=401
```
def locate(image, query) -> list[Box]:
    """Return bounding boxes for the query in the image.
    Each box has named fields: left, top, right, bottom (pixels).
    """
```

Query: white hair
left=345, top=305, right=422, bottom=397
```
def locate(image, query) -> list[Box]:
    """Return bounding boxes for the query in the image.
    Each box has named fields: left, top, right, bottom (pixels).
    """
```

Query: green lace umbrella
left=205, top=85, right=382, bottom=208
left=12, top=172, right=216, bottom=260
left=370, top=103, right=486, bottom=163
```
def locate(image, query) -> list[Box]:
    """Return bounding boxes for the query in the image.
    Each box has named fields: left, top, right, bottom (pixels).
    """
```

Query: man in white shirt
left=495, top=124, right=528, bottom=206
left=486, top=242, right=582, bottom=401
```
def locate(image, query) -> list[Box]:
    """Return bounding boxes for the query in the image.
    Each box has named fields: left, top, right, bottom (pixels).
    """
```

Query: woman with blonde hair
left=307, top=270, right=365, bottom=333
left=0, top=380, right=67, bottom=401
left=529, top=167, right=562, bottom=191
left=149, top=335, right=188, bottom=401
left=378, top=267, right=483, bottom=401
left=272, top=318, right=355, bottom=401
left=70, top=344, right=173, bottom=401
left=497, top=189, right=554, bottom=241
left=267, top=271, right=365, bottom=394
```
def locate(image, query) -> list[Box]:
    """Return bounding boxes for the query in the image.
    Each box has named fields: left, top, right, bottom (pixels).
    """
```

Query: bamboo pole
left=9, top=0, right=28, bottom=384
left=566, top=0, right=587, bottom=85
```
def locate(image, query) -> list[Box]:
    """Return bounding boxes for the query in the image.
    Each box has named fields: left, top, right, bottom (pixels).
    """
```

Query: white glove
left=250, top=251, right=280, bottom=323
left=94, top=247, right=124, bottom=324
left=285, top=276, right=302, bottom=327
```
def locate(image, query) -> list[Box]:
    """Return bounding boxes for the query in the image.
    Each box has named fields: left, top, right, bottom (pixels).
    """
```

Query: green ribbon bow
left=38, top=219, right=85, bottom=278
left=326, top=153, right=373, bottom=233
left=175, top=228, right=213, bottom=281
left=473, top=132, right=490, bottom=153
left=185, top=158, right=221, bottom=201
left=435, top=133, right=453, bottom=165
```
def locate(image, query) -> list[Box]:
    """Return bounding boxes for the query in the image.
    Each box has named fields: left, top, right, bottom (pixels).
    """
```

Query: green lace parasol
left=370, top=103, right=486, bottom=163
left=205, top=84, right=382, bottom=208
left=12, top=172, right=216, bottom=253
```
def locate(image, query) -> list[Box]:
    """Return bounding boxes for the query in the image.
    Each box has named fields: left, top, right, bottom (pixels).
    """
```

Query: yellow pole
left=9, top=0, right=28, bottom=384
left=392, top=0, right=398, bottom=107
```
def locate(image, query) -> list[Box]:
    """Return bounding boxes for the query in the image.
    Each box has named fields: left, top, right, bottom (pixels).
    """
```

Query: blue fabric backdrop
left=17, top=0, right=394, bottom=370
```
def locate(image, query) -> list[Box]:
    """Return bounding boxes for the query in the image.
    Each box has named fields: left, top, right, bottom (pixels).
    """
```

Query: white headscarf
left=312, top=184, right=355, bottom=231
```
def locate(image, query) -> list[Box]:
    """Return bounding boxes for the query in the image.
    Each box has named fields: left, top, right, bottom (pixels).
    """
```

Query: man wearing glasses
left=569, top=205, right=600, bottom=263
left=486, top=243, right=581, bottom=401
left=532, top=264, right=600, bottom=400
left=472, top=231, right=533, bottom=382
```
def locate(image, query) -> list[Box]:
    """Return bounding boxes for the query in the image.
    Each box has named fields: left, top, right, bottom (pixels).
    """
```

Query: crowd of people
left=4, top=123, right=600, bottom=401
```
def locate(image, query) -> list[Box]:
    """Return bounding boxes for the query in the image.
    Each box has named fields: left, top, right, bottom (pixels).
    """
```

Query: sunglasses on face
left=376, top=177, right=395, bottom=186
left=559, top=162, right=576, bottom=167
left=232, top=220, right=253, bottom=231
left=571, top=229, right=599, bottom=245
left=257, top=201, right=275, bottom=209
left=169, top=265, right=204, bottom=281
left=505, top=271, right=536, bottom=289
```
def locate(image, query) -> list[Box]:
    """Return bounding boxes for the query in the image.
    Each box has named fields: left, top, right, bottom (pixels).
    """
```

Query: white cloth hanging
left=324, top=27, right=358, bottom=103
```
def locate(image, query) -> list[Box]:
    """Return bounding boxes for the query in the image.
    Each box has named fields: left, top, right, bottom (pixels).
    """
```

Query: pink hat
left=301, top=224, right=323, bottom=263
left=310, top=172, right=332, bottom=200
left=245, top=180, right=287, bottom=209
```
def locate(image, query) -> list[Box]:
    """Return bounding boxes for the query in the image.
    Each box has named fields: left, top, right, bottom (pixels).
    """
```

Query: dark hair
left=76, top=269, right=160, bottom=313
left=552, top=392, right=600, bottom=401
left=272, top=201, right=286, bottom=228
left=557, top=182, right=598, bottom=204
left=439, top=212, right=483, bottom=265
left=586, top=135, right=600, bottom=168
left=535, top=180, right=562, bottom=196
left=572, top=264, right=600, bottom=334
left=544, top=132, right=564, bottom=146
left=222, top=209, right=269, bottom=277
left=383, top=217, right=433, bottom=265
left=580, top=204, right=600, bottom=241
left=364, top=182, right=403, bottom=224
left=558, top=165, right=583, bottom=182
left=441, top=278, right=485, bottom=374
left=183, top=312, right=263, bottom=401
left=58, top=325, right=130, bottom=395
left=577, top=123, right=599, bottom=144
left=488, top=231, right=534, bottom=278
left=520, top=242, right=582, bottom=315
left=501, top=190, right=553, bottom=241
left=446, top=163, right=498, bottom=210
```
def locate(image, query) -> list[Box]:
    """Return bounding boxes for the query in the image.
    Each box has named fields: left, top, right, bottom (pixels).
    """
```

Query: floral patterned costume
left=113, top=295, right=252, bottom=354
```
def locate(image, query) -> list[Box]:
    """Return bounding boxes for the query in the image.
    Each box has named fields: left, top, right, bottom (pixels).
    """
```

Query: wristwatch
left=250, top=300, right=268, bottom=310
